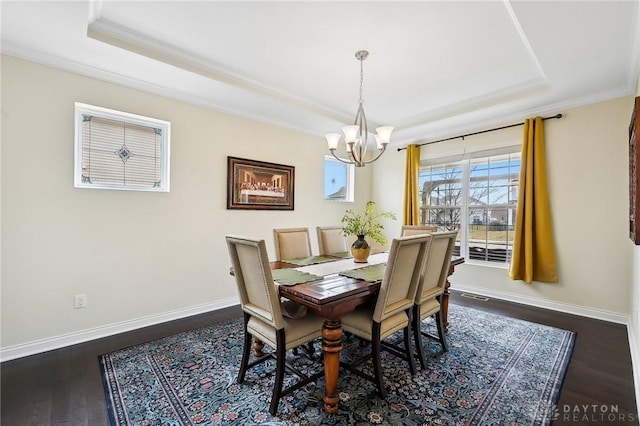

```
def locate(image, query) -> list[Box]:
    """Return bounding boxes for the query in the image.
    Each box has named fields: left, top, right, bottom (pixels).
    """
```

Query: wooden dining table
left=265, top=252, right=465, bottom=413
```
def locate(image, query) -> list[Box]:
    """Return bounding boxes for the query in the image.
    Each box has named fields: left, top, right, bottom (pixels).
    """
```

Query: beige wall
left=374, top=96, right=634, bottom=318
left=2, top=53, right=637, bottom=359
left=0, top=56, right=375, bottom=353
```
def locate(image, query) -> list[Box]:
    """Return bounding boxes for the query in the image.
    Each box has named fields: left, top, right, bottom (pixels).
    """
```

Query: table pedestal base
left=252, top=337, right=265, bottom=357
left=321, top=319, right=343, bottom=413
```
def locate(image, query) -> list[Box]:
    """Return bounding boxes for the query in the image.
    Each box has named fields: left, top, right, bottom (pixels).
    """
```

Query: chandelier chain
left=359, top=56, right=364, bottom=105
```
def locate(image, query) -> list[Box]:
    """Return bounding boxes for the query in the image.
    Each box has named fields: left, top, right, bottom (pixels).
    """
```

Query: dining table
left=254, top=251, right=465, bottom=414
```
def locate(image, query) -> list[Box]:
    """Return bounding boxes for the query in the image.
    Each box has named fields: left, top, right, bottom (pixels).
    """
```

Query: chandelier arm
left=354, top=104, right=368, bottom=164
left=347, top=148, right=361, bottom=165
left=330, top=149, right=361, bottom=166
left=347, top=146, right=365, bottom=166
left=360, top=146, right=388, bottom=165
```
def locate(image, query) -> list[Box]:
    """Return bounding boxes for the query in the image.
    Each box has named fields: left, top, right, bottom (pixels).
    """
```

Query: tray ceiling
left=2, top=1, right=639, bottom=146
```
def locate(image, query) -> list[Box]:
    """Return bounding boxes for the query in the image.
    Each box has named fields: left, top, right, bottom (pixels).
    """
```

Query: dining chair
left=225, top=235, right=324, bottom=415
left=400, top=224, right=438, bottom=236
left=316, top=226, right=348, bottom=255
left=341, top=234, right=432, bottom=398
left=272, top=227, right=316, bottom=355
left=411, top=231, right=457, bottom=369
left=273, top=227, right=313, bottom=261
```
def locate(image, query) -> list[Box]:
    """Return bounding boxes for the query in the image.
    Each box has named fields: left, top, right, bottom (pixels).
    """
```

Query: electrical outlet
left=74, top=294, right=87, bottom=309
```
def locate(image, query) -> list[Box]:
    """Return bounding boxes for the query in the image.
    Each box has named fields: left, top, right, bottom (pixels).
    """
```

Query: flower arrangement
left=341, top=201, right=397, bottom=245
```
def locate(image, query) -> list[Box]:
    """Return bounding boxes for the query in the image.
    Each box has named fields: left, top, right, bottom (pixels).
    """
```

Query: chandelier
left=324, top=50, right=393, bottom=167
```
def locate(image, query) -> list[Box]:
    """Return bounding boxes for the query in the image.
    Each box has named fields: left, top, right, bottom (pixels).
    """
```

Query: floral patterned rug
left=99, top=304, right=575, bottom=425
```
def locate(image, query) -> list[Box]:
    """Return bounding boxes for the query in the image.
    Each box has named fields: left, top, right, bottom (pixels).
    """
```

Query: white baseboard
left=0, top=297, right=240, bottom=362
left=628, top=323, right=640, bottom=421
left=1, top=288, right=630, bottom=363
left=453, top=283, right=629, bottom=324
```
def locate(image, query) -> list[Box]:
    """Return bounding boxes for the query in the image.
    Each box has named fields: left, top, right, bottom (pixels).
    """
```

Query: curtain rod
left=396, top=113, right=563, bottom=152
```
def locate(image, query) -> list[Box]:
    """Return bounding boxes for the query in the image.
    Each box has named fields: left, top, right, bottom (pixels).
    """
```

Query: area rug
left=99, top=304, right=575, bottom=425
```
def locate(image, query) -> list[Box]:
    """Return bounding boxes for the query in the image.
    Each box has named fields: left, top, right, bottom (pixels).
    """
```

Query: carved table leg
left=321, top=319, right=343, bottom=413
left=441, top=264, right=454, bottom=333
left=252, top=337, right=265, bottom=357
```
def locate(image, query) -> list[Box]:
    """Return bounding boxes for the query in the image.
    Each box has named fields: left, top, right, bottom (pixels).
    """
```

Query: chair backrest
left=401, top=225, right=438, bottom=236
left=273, top=228, right=312, bottom=260
left=415, top=231, right=457, bottom=305
left=226, top=235, right=284, bottom=330
left=373, top=234, right=432, bottom=323
left=316, top=226, right=348, bottom=255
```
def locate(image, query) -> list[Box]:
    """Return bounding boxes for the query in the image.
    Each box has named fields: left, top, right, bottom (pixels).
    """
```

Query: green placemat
left=282, top=255, right=337, bottom=266
left=338, top=263, right=386, bottom=283
left=271, top=269, right=323, bottom=286
left=329, top=251, right=353, bottom=259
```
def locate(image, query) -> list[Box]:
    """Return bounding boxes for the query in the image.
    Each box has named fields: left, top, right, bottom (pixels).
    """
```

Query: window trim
left=74, top=103, right=171, bottom=192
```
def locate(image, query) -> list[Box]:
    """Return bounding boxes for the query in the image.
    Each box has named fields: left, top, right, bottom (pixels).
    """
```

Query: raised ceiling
left=2, top=1, right=639, bottom=147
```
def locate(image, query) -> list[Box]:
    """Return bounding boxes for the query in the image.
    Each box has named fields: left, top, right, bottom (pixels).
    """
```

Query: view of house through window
left=323, top=156, right=354, bottom=202
left=419, top=148, right=521, bottom=265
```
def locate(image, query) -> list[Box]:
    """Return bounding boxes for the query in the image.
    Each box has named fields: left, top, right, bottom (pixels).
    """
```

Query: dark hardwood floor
left=2, top=291, right=637, bottom=425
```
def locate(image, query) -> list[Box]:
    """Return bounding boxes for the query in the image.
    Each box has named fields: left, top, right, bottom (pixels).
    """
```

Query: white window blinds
left=75, top=103, right=170, bottom=192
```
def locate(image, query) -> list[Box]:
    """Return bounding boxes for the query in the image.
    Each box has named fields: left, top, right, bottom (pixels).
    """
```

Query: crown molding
left=0, top=42, right=339, bottom=139
left=87, top=17, right=351, bottom=125
left=393, top=84, right=635, bottom=148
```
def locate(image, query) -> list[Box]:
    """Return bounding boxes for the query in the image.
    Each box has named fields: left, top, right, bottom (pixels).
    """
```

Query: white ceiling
left=2, top=1, right=640, bottom=147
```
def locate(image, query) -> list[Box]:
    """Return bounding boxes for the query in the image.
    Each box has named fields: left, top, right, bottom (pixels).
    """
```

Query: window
left=323, top=156, right=354, bottom=202
left=74, top=103, right=170, bottom=192
left=419, top=147, right=521, bottom=266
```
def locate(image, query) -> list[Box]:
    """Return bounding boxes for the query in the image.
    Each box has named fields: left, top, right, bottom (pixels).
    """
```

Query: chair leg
left=269, top=330, right=287, bottom=415
left=435, top=310, right=448, bottom=352
left=306, top=340, right=315, bottom=359
left=292, top=341, right=315, bottom=358
left=412, top=305, right=427, bottom=370
left=403, top=312, right=417, bottom=375
left=237, top=314, right=252, bottom=383
left=371, top=322, right=387, bottom=398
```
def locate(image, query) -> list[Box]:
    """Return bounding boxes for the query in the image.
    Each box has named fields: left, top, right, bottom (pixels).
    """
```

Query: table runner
left=281, top=255, right=337, bottom=266
left=294, top=252, right=389, bottom=277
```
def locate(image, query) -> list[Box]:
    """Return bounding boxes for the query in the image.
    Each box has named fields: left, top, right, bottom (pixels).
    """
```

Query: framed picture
left=227, top=156, right=295, bottom=210
left=630, top=96, right=640, bottom=244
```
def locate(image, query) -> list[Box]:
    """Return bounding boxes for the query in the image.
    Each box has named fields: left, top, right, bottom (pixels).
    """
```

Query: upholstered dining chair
left=412, top=231, right=457, bottom=369
left=341, top=234, right=432, bottom=398
left=225, top=235, right=324, bottom=415
left=400, top=224, right=438, bottom=236
left=273, top=227, right=313, bottom=261
left=316, top=226, right=348, bottom=255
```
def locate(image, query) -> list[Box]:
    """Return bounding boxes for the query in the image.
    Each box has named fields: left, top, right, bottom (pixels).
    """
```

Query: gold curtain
left=509, top=117, right=558, bottom=283
left=403, top=144, right=420, bottom=225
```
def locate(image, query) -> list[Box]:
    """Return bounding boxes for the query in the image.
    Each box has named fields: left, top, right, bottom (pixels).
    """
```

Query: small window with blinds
left=74, top=103, right=170, bottom=192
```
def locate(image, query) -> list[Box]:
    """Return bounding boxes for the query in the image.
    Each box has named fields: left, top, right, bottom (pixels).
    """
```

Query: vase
left=351, top=235, right=371, bottom=263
